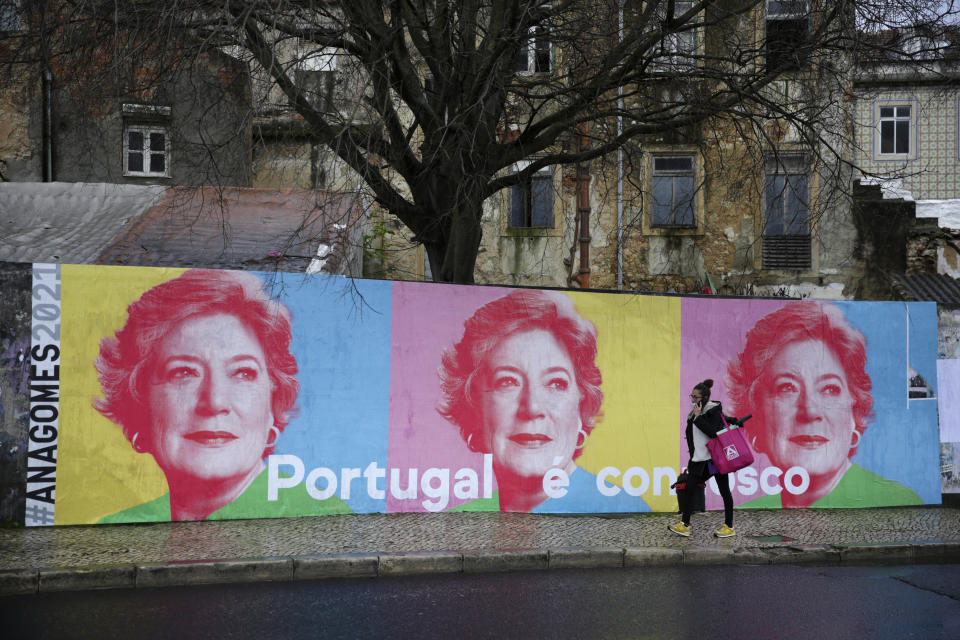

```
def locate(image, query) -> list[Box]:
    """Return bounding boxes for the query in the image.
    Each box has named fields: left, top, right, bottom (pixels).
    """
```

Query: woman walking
left=669, top=379, right=735, bottom=538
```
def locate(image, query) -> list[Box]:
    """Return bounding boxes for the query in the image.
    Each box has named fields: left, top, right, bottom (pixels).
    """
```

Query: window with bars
left=765, top=0, right=810, bottom=73
left=124, top=126, right=169, bottom=177
left=650, top=155, right=697, bottom=227
left=762, top=154, right=810, bottom=270
left=509, top=165, right=554, bottom=228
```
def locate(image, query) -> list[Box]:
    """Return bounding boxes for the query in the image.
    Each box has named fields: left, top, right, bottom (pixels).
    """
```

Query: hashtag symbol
left=25, top=503, right=55, bottom=526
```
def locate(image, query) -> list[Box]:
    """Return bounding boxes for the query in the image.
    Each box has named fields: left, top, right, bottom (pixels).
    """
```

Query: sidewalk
left=2, top=506, right=960, bottom=595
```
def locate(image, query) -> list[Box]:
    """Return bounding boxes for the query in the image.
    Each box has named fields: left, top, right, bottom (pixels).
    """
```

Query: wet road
left=3, top=564, right=959, bottom=639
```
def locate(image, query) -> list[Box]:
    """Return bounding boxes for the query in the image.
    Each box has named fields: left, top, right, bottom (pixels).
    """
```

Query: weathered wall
left=50, top=50, right=251, bottom=186
left=0, top=263, right=32, bottom=525
left=0, top=64, right=40, bottom=181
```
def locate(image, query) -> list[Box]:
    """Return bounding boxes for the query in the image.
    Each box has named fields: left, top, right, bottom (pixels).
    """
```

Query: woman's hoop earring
left=850, top=429, right=861, bottom=448
left=467, top=433, right=475, bottom=451
left=131, top=432, right=145, bottom=453
left=266, top=426, right=281, bottom=448
left=575, top=428, right=588, bottom=451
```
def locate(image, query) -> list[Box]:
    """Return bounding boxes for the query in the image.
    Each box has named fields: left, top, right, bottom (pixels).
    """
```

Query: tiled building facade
left=854, top=88, right=960, bottom=201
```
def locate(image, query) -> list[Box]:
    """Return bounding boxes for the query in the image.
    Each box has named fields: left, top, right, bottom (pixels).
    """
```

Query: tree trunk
left=416, top=177, right=485, bottom=284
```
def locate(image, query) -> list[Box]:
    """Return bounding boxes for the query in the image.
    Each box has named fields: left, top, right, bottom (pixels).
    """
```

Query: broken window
left=765, top=0, right=810, bottom=73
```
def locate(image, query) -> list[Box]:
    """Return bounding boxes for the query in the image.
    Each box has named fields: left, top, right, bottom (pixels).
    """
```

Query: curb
left=3, top=542, right=959, bottom=596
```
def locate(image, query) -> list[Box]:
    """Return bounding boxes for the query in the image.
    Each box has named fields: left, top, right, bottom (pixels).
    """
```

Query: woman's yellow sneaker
left=714, top=524, right=735, bottom=538
left=668, top=522, right=691, bottom=537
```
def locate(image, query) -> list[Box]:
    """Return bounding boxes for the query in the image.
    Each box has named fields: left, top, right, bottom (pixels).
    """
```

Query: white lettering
left=784, top=466, right=810, bottom=495
left=654, top=467, right=677, bottom=497
left=483, top=453, right=493, bottom=499
left=267, top=454, right=304, bottom=501
left=543, top=467, right=570, bottom=499
left=597, top=467, right=621, bottom=496
left=390, top=467, right=417, bottom=499
left=421, top=468, right=449, bottom=512
left=622, top=467, right=649, bottom=496
left=340, top=467, right=361, bottom=500
left=737, top=466, right=758, bottom=496
left=453, top=468, right=479, bottom=499
left=364, top=461, right=386, bottom=499
left=761, top=466, right=783, bottom=495
left=305, top=467, right=337, bottom=500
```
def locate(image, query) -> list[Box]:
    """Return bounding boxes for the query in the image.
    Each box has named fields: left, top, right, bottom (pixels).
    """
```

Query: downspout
left=617, top=0, right=625, bottom=291
left=573, top=123, right=591, bottom=288
left=42, top=67, right=55, bottom=182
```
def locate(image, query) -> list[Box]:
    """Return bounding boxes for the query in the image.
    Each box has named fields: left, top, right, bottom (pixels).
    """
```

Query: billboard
left=4, top=263, right=940, bottom=526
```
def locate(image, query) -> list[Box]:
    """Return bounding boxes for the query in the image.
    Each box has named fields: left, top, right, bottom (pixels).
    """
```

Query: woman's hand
left=692, top=402, right=703, bottom=417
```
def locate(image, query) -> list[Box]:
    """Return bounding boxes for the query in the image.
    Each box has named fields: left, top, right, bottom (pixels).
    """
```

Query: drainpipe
left=42, top=67, right=55, bottom=182
left=617, top=0, right=625, bottom=291
left=575, top=123, right=591, bottom=288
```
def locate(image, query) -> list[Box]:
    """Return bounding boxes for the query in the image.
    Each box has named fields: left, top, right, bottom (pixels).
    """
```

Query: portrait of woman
left=437, top=289, right=648, bottom=513
left=726, top=301, right=922, bottom=508
left=95, top=269, right=349, bottom=522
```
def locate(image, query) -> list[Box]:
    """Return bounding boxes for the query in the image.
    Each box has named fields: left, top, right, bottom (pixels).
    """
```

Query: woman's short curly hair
left=94, top=269, right=298, bottom=456
left=726, top=301, right=872, bottom=458
left=437, top=290, right=602, bottom=459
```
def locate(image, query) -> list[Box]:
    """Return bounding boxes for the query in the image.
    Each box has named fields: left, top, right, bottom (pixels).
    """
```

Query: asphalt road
left=3, top=564, right=959, bottom=639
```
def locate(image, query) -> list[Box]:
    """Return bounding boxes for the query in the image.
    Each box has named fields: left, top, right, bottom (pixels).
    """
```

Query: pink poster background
left=680, top=298, right=787, bottom=509
left=386, top=282, right=513, bottom=512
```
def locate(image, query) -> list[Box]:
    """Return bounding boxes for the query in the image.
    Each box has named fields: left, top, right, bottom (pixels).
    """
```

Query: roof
left=0, top=182, right=364, bottom=275
left=891, top=274, right=960, bottom=305
left=856, top=25, right=960, bottom=63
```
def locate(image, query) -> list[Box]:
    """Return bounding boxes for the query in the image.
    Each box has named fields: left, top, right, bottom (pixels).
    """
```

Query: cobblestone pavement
left=2, top=507, right=959, bottom=572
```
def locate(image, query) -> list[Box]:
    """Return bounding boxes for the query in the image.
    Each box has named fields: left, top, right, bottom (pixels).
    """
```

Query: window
left=124, top=126, right=169, bottom=177
left=510, top=164, right=554, bottom=228
left=762, top=154, right=810, bottom=270
left=122, top=104, right=171, bottom=178
left=876, top=104, right=915, bottom=158
left=294, top=47, right=338, bottom=112
left=765, top=0, right=810, bottom=73
left=652, top=1, right=697, bottom=72
left=650, top=155, right=696, bottom=227
left=515, top=17, right=552, bottom=74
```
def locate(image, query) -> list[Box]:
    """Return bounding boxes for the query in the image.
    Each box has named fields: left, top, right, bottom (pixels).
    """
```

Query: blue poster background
left=264, top=273, right=393, bottom=513
left=839, top=301, right=940, bottom=502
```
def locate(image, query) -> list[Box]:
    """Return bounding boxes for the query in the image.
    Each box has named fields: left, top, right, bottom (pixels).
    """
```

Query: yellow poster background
left=56, top=265, right=186, bottom=524
left=568, top=292, right=682, bottom=512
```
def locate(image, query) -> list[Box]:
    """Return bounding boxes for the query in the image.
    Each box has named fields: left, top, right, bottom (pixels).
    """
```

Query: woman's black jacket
left=684, top=401, right=736, bottom=459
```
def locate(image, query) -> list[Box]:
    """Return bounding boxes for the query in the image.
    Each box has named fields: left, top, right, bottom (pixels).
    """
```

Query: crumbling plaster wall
left=0, top=65, right=40, bottom=181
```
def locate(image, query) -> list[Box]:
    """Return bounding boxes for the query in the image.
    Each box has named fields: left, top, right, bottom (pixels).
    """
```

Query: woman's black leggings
left=682, top=472, right=733, bottom=527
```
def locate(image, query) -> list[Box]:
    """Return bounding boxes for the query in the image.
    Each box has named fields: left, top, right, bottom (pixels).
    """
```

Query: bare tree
left=3, top=0, right=958, bottom=283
